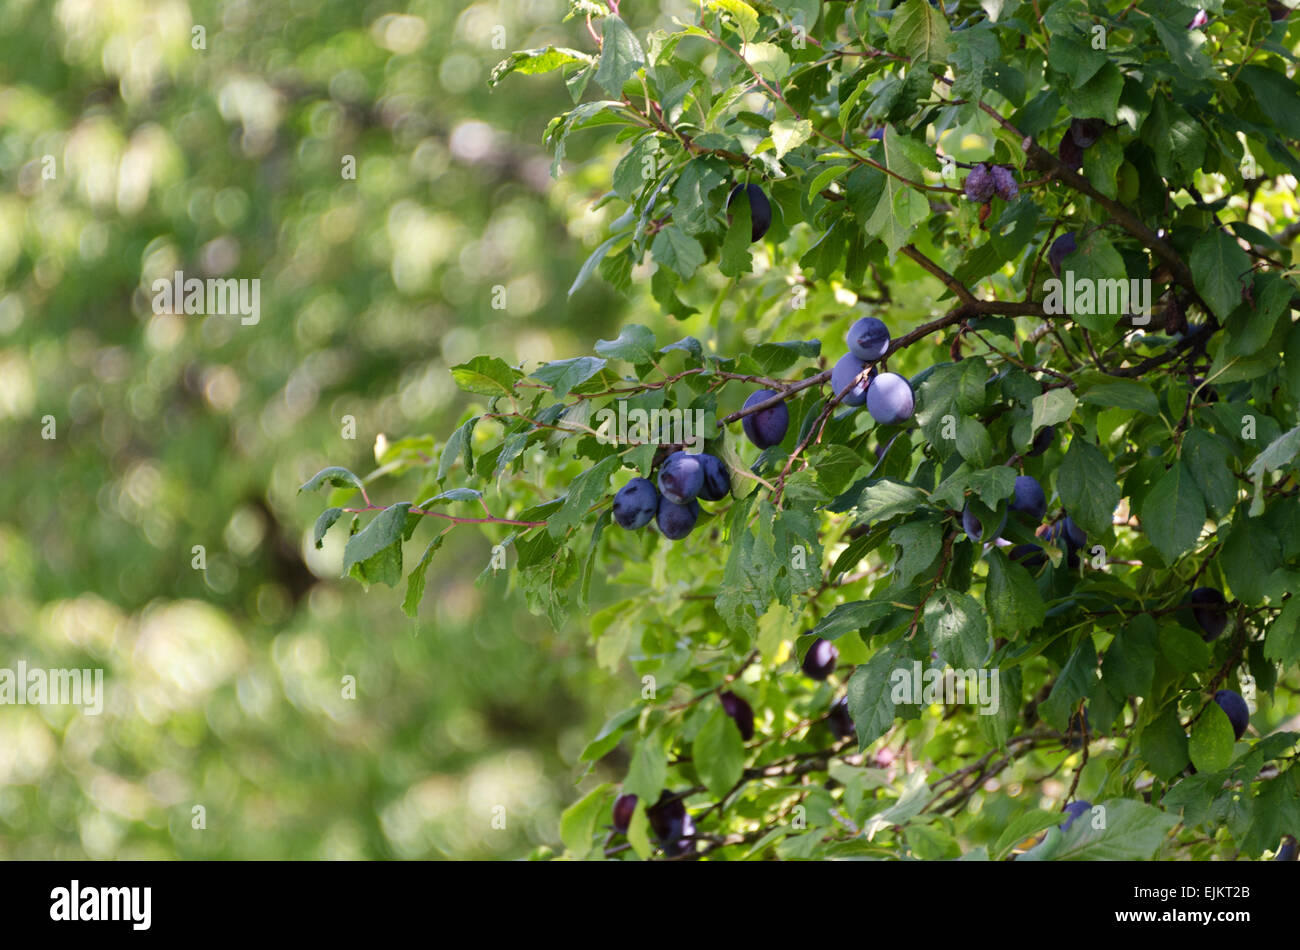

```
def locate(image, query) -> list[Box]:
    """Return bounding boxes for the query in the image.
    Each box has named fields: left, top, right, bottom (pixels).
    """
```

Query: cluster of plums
left=829, top=316, right=915, bottom=426
left=611, top=450, right=731, bottom=540
left=963, top=162, right=1018, bottom=203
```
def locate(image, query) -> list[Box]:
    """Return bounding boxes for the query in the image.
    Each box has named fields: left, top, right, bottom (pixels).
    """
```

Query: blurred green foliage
left=0, top=0, right=661, bottom=858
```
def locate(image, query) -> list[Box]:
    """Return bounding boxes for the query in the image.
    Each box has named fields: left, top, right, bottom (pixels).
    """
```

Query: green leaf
left=549, top=455, right=620, bottom=539
left=1054, top=799, right=1177, bottom=860
left=1140, top=705, right=1190, bottom=781
left=580, top=706, right=641, bottom=762
left=570, top=232, right=628, bottom=296
left=992, top=810, right=1071, bottom=861
left=1039, top=642, right=1098, bottom=731
left=560, top=782, right=613, bottom=859
left=1189, top=702, right=1235, bottom=773
left=857, top=479, right=929, bottom=524
left=450, top=355, right=522, bottom=397
left=887, top=0, right=951, bottom=63
left=846, top=645, right=903, bottom=750
left=709, top=0, right=760, bottom=41
left=489, top=47, right=593, bottom=87
left=1246, top=425, right=1300, bottom=516
left=671, top=157, right=728, bottom=234
left=531, top=356, right=608, bottom=399
left=439, top=416, right=478, bottom=480
left=1239, top=65, right=1300, bottom=139
left=985, top=548, right=1045, bottom=636
left=1264, top=597, right=1300, bottom=666
left=1159, top=624, right=1211, bottom=673
left=864, top=131, right=929, bottom=255
left=401, top=534, right=444, bottom=618
left=1101, top=614, right=1158, bottom=702
left=1221, top=518, right=1281, bottom=605
left=1079, top=380, right=1159, bottom=415
left=1055, top=438, right=1120, bottom=538
left=313, top=507, right=344, bottom=548
left=623, top=731, right=667, bottom=802
left=770, top=117, right=812, bottom=159
left=955, top=417, right=992, bottom=468
left=651, top=225, right=706, bottom=280
left=594, top=15, right=644, bottom=95
left=595, top=324, right=656, bottom=363
left=1031, top=388, right=1076, bottom=431
left=299, top=466, right=365, bottom=495
left=719, top=190, right=753, bottom=277
left=1140, top=462, right=1206, bottom=565
left=343, top=502, right=412, bottom=588
left=694, top=705, right=746, bottom=798
left=891, top=520, right=943, bottom=586
left=809, top=600, right=897, bottom=641
left=1190, top=230, right=1251, bottom=321
left=925, top=589, right=992, bottom=668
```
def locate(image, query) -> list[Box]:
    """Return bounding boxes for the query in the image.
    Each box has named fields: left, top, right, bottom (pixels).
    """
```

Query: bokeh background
left=0, top=0, right=710, bottom=859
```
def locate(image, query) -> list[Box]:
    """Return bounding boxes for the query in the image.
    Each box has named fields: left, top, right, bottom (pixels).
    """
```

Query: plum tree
left=696, top=453, right=731, bottom=502
left=846, top=316, right=890, bottom=362
left=801, top=638, right=838, bottom=681
left=612, top=478, right=658, bottom=530
left=865, top=372, right=915, bottom=425
left=727, top=183, right=772, bottom=243
left=657, top=451, right=703, bottom=504
left=831, top=353, right=869, bottom=406
left=308, top=0, right=1300, bottom=864
left=656, top=496, right=700, bottom=541
left=719, top=691, right=755, bottom=741
left=1189, top=587, right=1228, bottom=640
left=1214, top=690, right=1250, bottom=740
left=741, top=389, right=789, bottom=449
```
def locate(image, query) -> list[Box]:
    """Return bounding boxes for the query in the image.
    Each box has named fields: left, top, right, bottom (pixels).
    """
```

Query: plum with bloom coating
left=1214, top=689, right=1249, bottom=740
left=727, top=183, right=772, bottom=242
left=846, top=316, right=890, bottom=361
left=657, top=451, right=702, bottom=505
left=612, top=478, right=657, bottom=529
left=866, top=372, right=914, bottom=425
left=696, top=453, right=731, bottom=501
left=741, top=389, right=790, bottom=449
left=656, top=496, right=699, bottom=540
left=719, top=691, right=755, bottom=741
left=832, top=353, right=869, bottom=406
left=802, top=638, right=838, bottom=680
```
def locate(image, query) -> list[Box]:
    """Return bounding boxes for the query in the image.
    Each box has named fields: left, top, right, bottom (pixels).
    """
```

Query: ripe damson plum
left=612, top=477, right=658, bottom=529
left=1009, top=475, right=1047, bottom=522
left=962, top=505, right=1005, bottom=543
left=1276, top=835, right=1298, bottom=861
left=1189, top=587, right=1228, bottom=640
left=1057, top=134, right=1083, bottom=169
left=656, top=496, right=700, bottom=540
left=646, top=790, right=687, bottom=842
left=741, top=389, right=790, bottom=449
left=991, top=165, right=1019, bottom=201
left=719, top=691, right=755, bottom=741
left=657, top=451, right=703, bottom=504
left=846, top=316, right=890, bottom=361
left=828, top=696, right=855, bottom=740
left=612, top=793, right=637, bottom=833
left=727, top=183, right=772, bottom=242
left=831, top=353, right=869, bottom=406
left=802, top=638, right=838, bottom=680
left=696, top=453, right=731, bottom=502
left=1069, top=118, right=1106, bottom=149
left=866, top=372, right=914, bottom=425
left=964, top=163, right=994, bottom=202
left=1213, top=689, right=1249, bottom=740
left=1268, top=0, right=1291, bottom=21
left=1048, top=232, right=1077, bottom=279
left=1060, top=800, right=1093, bottom=832
left=1028, top=425, right=1055, bottom=457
